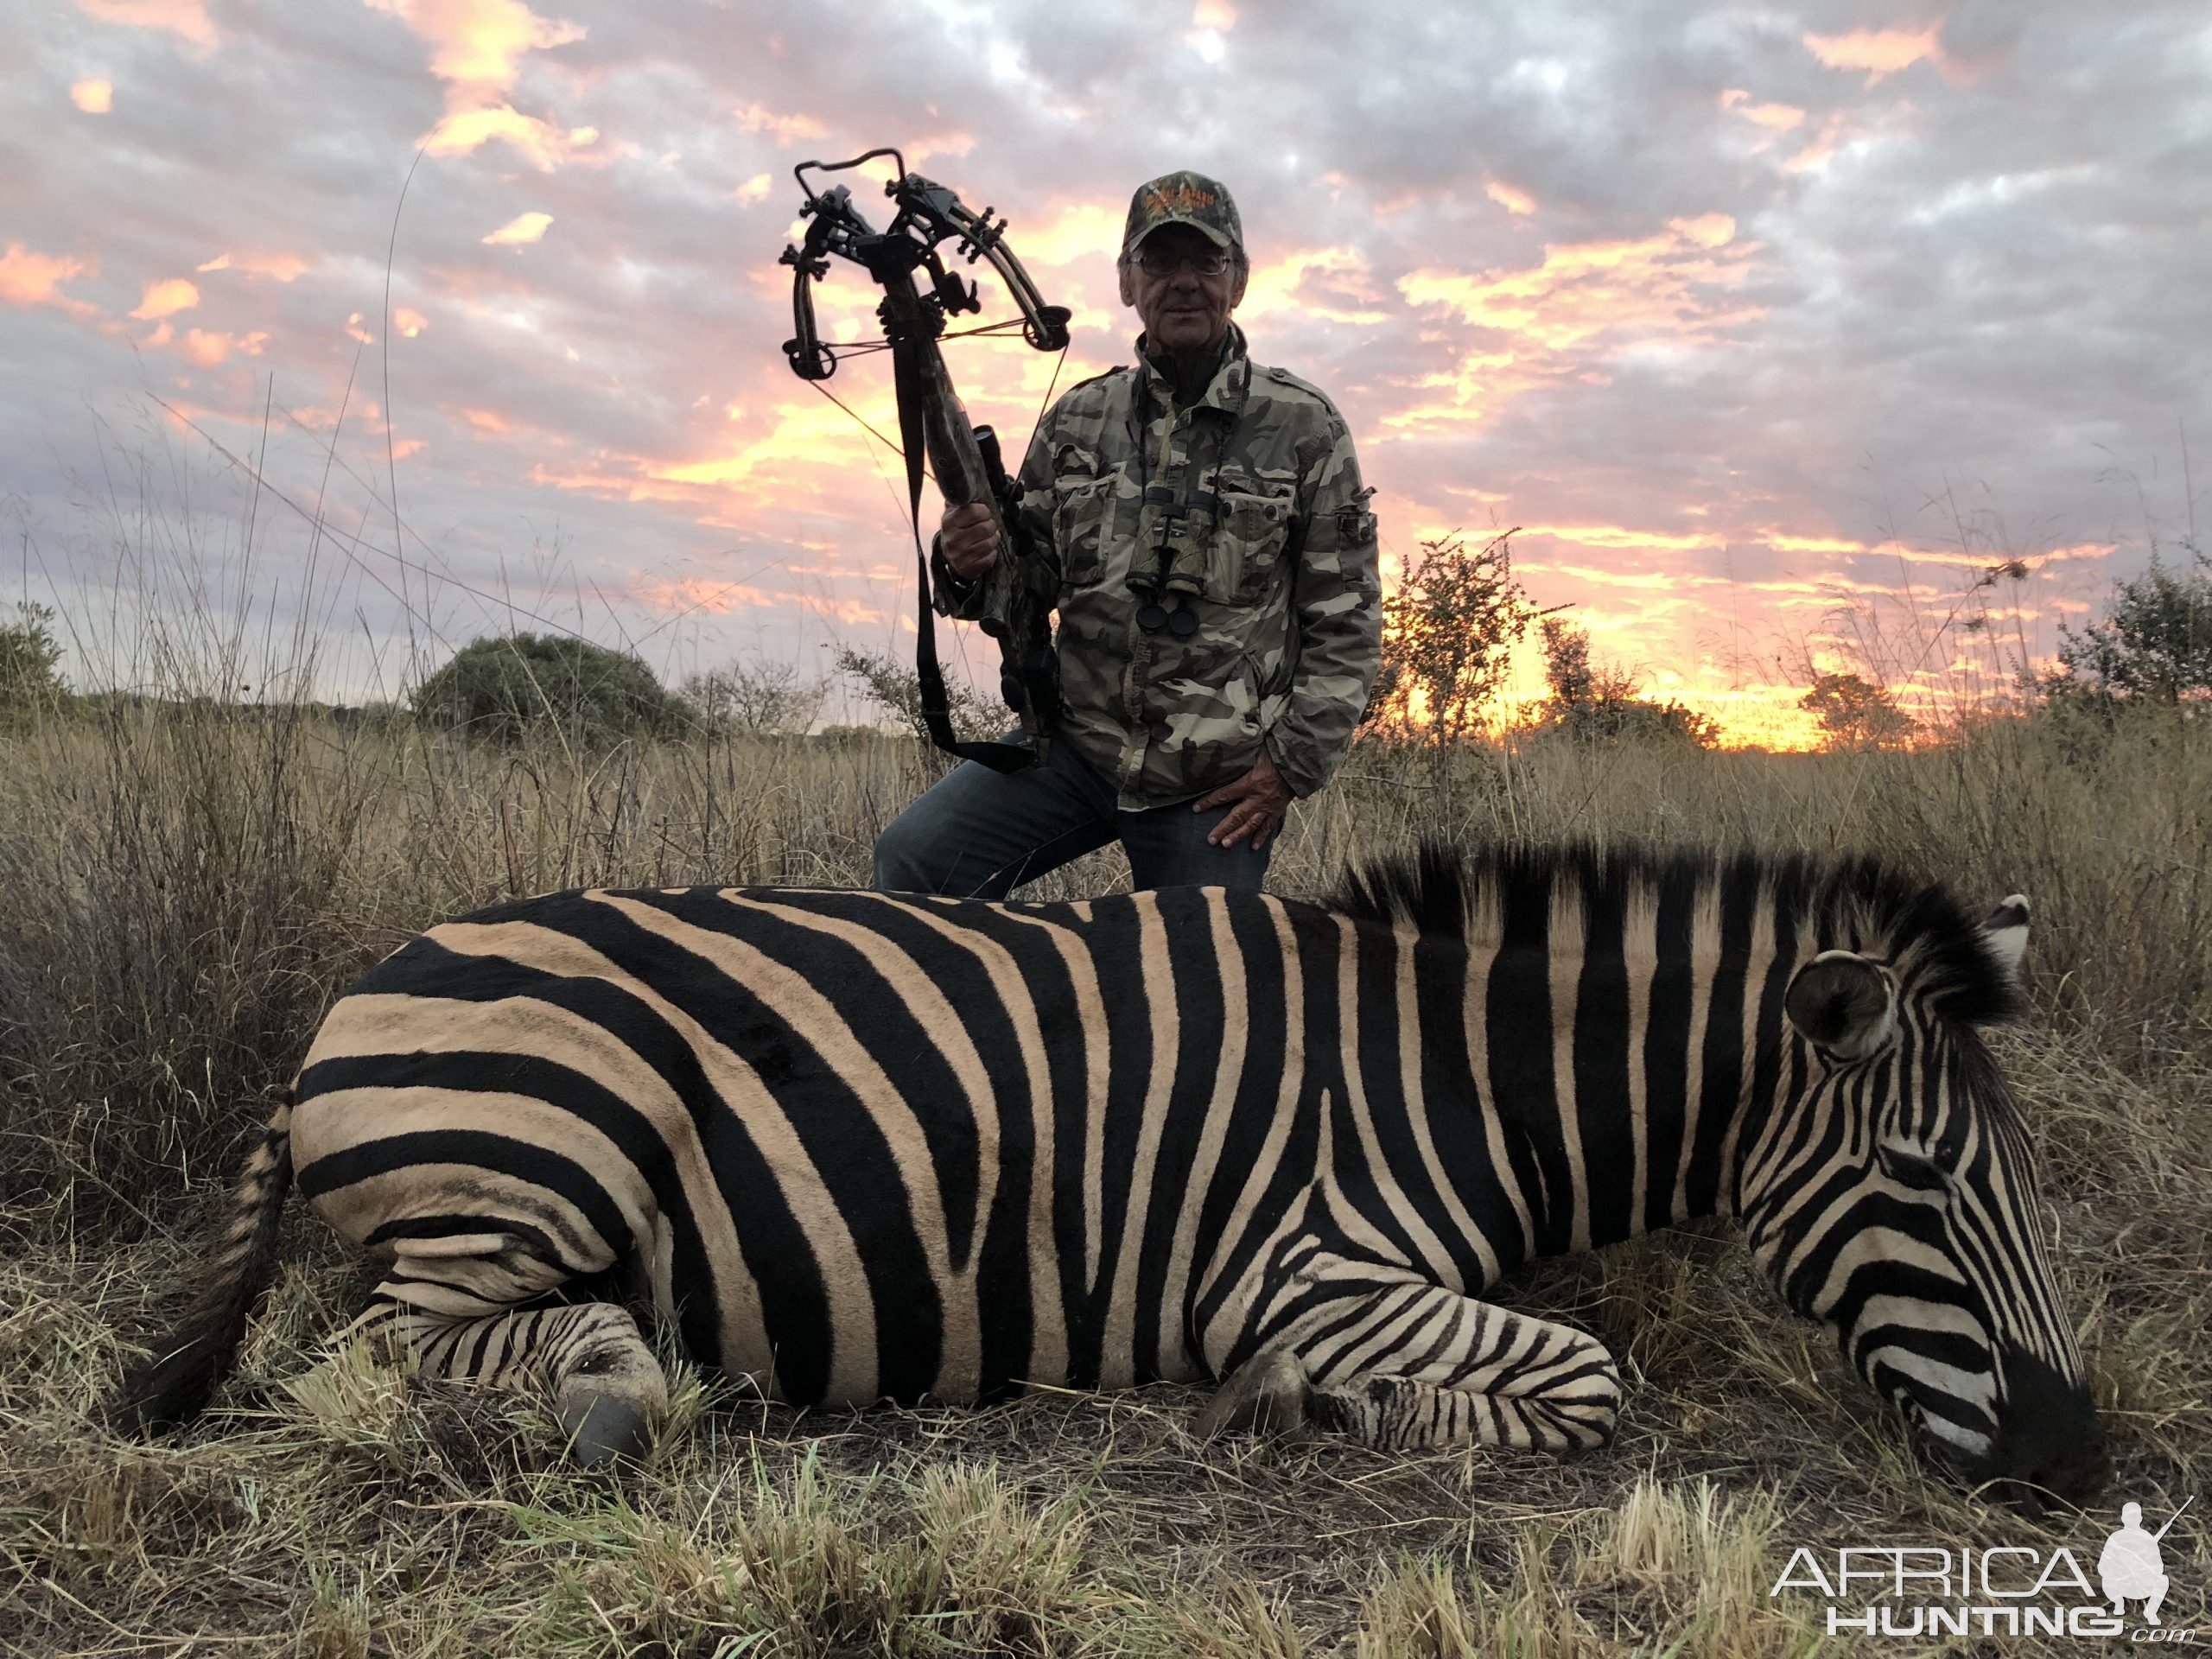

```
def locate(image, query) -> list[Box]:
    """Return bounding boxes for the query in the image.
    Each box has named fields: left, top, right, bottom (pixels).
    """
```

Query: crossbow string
left=780, top=149, right=1071, bottom=772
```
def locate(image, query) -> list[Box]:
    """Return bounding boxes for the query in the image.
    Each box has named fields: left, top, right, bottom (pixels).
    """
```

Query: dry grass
left=2, top=692, right=2209, bottom=1656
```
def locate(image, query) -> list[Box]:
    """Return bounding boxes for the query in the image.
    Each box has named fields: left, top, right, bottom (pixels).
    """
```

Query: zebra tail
left=110, top=1093, right=296, bottom=1435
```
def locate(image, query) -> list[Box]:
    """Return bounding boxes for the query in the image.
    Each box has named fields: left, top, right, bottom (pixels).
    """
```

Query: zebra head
left=1738, top=893, right=2107, bottom=1511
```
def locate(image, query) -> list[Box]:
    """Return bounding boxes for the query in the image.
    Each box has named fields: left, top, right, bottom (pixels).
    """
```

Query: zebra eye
left=1878, top=1144, right=1948, bottom=1192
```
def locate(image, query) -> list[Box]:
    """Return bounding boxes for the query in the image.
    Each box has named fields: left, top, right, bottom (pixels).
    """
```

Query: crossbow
left=780, top=149, right=1071, bottom=771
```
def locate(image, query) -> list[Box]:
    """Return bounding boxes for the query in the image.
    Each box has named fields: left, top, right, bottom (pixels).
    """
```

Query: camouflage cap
left=1122, top=170, right=1243, bottom=257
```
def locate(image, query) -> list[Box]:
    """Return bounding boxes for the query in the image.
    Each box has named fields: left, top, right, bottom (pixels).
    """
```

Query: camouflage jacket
left=938, top=327, right=1382, bottom=807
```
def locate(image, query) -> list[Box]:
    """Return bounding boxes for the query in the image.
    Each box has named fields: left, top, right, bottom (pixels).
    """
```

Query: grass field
left=2, top=696, right=2207, bottom=1656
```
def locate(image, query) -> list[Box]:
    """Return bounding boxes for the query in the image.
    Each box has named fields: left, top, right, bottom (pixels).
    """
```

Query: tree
left=832, top=645, right=999, bottom=772
left=682, top=660, right=825, bottom=736
left=1365, top=531, right=1534, bottom=745
left=0, top=602, right=67, bottom=721
left=1532, top=616, right=1719, bottom=747
left=2046, top=550, right=2212, bottom=707
left=412, top=632, right=692, bottom=742
left=1799, top=671, right=1916, bottom=749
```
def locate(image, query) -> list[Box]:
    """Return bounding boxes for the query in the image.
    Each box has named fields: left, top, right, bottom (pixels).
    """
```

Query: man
left=872, top=170, right=1382, bottom=898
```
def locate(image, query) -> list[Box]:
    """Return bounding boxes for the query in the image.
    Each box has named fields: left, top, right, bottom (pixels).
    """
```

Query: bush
left=834, top=645, right=1000, bottom=772
left=1530, top=616, right=1719, bottom=748
left=682, top=660, right=825, bottom=736
left=412, top=632, right=693, bottom=742
left=0, top=602, right=67, bottom=721
left=2046, top=546, right=2212, bottom=708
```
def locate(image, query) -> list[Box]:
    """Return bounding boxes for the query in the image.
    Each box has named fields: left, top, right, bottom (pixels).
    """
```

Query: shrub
left=681, top=660, right=825, bottom=736
left=1531, top=616, right=1719, bottom=748
left=0, top=602, right=67, bottom=721
left=412, top=632, right=692, bottom=742
left=2046, top=546, right=2212, bottom=708
left=834, top=645, right=1000, bottom=764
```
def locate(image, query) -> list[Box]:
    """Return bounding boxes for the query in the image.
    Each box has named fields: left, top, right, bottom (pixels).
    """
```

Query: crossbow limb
left=779, top=149, right=1071, bottom=771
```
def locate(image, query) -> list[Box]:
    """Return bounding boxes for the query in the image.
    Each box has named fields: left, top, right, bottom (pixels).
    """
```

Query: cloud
left=1241, top=246, right=1391, bottom=326
left=1391, top=213, right=1762, bottom=429
left=70, top=78, right=113, bottom=112
left=1020, top=201, right=1123, bottom=266
left=72, top=0, right=213, bottom=46
left=424, top=106, right=592, bottom=169
left=194, top=250, right=308, bottom=281
left=364, top=0, right=582, bottom=92
left=1719, top=88, right=1802, bottom=134
left=1803, top=23, right=1948, bottom=86
left=179, top=327, right=269, bottom=368
left=1, top=245, right=100, bottom=315
left=481, top=212, right=552, bottom=245
left=365, top=0, right=586, bottom=166
left=1187, top=0, right=1235, bottom=62
left=734, top=102, right=824, bottom=144
left=129, top=276, right=199, bottom=320
left=1485, top=181, right=1536, bottom=215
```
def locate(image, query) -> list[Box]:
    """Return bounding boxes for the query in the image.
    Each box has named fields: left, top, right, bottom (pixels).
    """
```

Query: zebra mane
left=1328, top=838, right=2026, bottom=1027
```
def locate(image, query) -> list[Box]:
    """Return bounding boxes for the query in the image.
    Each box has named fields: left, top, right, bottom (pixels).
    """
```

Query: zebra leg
left=345, top=1241, right=667, bottom=1466
left=1204, top=1278, right=1621, bottom=1454
left=1191, top=1348, right=1313, bottom=1439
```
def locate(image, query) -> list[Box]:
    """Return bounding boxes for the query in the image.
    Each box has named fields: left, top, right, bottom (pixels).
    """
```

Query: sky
left=4, top=0, right=2209, bottom=747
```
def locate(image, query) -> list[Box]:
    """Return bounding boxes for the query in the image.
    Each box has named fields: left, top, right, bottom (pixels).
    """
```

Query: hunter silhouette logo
left=2102, top=1499, right=2191, bottom=1627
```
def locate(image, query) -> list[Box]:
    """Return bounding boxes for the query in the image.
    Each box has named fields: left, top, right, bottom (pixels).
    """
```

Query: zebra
left=113, top=841, right=2107, bottom=1509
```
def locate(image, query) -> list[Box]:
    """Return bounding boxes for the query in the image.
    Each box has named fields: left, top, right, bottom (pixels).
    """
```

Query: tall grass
left=3, top=677, right=2207, bottom=1236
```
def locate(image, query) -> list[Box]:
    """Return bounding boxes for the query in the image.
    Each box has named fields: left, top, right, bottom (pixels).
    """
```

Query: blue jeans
left=871, top=733, right=1274, bottom=898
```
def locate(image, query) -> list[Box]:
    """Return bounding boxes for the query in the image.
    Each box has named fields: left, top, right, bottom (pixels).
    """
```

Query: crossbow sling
left=780, top=149, right=1071, bottom=772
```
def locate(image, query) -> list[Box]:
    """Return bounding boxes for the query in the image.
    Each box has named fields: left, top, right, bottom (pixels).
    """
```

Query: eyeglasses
left=1135, top=245, right=1235, bottom=278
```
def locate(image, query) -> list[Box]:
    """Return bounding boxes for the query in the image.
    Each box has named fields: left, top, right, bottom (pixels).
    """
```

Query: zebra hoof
left=1194, top=1351, right=1312, bottom=1440
left=558, top=1394, right=652, bottom=1468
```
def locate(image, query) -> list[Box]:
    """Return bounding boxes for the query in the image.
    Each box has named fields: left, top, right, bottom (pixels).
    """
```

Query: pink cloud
left=734, top=102, right=825, bottom=144
left=1392, top=213, right=1763, bottom=429
left=426, top=106, right=592, bottom=171
left=129, top=276, right=199, bottom=320
left=366, top=0, right=588, bottom=168
left=1804, top=23, right=1948, bottom=86
left=73, top=0, right=213, bottom=46
left=481, top=212, right=552, bottom=246
left=365, top=0, right=582, bottom=93
left=1, top=244, right=100, bottom=315
left=194, top=250, right=309, bottom=281
left=171, top=327, right=270, bottom=368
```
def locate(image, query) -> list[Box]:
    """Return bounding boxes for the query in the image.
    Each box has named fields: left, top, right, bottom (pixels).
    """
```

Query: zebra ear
left=1785, top=950, right=1897, bottom=1060
left=1979, top=894, right=2031, bottom=982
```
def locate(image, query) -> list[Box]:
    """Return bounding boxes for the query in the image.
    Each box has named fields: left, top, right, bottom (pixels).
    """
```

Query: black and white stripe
left=117, top=842, right=2105, bottom=1502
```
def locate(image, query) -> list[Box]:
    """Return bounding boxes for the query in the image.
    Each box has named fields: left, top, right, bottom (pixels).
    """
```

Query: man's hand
left=1194, top=747, right=1294, bottom=850
left=940, top=501, right=999, bottom=582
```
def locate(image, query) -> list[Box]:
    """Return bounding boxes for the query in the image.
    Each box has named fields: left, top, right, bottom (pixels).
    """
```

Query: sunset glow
left=7, top=3, right=2203, bottom=747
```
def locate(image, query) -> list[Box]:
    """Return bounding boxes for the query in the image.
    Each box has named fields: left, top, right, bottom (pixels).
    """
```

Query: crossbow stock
left=780, top=149, right=1071, bottom=771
